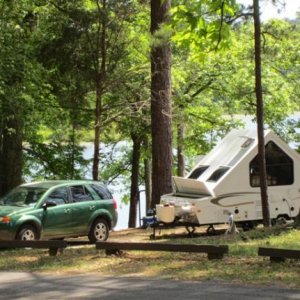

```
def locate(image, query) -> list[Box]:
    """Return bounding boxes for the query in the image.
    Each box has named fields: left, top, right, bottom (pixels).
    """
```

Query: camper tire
left=272, top=215, right=289, bottom=226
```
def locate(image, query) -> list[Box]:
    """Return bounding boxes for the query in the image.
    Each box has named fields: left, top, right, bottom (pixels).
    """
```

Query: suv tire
left=88, top=218, right=109, bottom=242
left=17, top=225, right=38, bottom=240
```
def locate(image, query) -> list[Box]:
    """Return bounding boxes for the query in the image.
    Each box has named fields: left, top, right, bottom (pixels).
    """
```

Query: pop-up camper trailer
left=156, top=129, right=300, bottom=229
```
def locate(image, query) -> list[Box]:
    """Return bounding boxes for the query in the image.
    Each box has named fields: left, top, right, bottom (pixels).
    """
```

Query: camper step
left=96, top=241, right=229, bottom=260
left=258, top=247, right=300, bottom=262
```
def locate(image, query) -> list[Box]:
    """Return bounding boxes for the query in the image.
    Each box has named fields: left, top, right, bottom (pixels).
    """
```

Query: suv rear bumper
left=112, top=211, right=118, bottom=228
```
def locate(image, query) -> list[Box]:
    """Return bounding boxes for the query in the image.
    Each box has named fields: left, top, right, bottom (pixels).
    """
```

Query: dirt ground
left=109, top=224, right=228, bottom=242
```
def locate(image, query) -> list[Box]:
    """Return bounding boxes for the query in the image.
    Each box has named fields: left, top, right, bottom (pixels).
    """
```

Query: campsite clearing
left=0, top=226, right=300, bottom=288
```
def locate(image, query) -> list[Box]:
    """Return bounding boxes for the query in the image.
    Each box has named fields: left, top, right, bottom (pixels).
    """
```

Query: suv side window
left=91, top=184, right=112, bottom=199
left=46, top=187, right=69, bottom=205
left=70, top=185, right=94, bottom=202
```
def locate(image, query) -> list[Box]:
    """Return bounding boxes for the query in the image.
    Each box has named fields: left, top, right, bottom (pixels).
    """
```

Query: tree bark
left=0, top=116, right=23, bottom=196
left=150, top=0, right=173, bottom=208
left=177, top=119, right=185, bottom=177
left=128, top=134, right=142, bottom=228
left=92, top=80, right=102, bottom=181
left=143, top=136, right=152, bottom=212
left=253, top=0, right=271, bottom=227
left=92, top=0, right=107, bottom=181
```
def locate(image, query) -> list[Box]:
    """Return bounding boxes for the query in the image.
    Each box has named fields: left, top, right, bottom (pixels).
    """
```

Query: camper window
left=250, top=141, right=294, bottom=187
left=188, top=166, right=209, bottom=179
left=207, top=167, right=229, bottom=182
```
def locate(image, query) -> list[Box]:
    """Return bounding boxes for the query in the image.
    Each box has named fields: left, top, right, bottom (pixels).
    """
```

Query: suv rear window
left=91, top=184, right=112, bottom=199
left=70, top=185, right=94, bottom=202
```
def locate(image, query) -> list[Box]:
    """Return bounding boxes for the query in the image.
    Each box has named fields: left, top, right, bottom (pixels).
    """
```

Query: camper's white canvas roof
left=187, top=129, right=258, bottom=182
left=174, top=128, right=300, bottom=196
left=197, top=129, right=257, bottom=167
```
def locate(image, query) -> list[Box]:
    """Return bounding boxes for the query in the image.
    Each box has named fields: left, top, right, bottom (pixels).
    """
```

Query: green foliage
left=230, top=19, right=299, bottom=129
left=99, top=143, right=131, bottom=184
left=0, top=0, right=49, bottom=126
left=293, top=209, right=300, bottom=228
left=170, top=3, right=300, bottom=174
left=98, top=142, right=135, bottom=204
left=238, top=226, right=291, bottom=242
left=171, top=0, right=239, bottom=57
left=1, top=0, right=300, bottom=189
left=23, top=140, right=89, bottom=180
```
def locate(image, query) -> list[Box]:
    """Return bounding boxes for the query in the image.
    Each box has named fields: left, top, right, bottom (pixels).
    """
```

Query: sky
left=237, top=0, right=300, bottom=21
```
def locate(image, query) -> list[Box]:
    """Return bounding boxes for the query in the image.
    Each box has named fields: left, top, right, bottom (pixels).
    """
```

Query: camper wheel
left=272, top=215, right=290, bottom=226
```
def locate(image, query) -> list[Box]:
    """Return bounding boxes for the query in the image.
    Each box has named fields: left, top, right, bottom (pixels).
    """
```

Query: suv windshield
left=0, top=187, right=47, bottom=207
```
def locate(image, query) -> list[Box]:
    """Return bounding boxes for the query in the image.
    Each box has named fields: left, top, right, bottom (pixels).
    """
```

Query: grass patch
left=1, top=227, right=300, bottom=288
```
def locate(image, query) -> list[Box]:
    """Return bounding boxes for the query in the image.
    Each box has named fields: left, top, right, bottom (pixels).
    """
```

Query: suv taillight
left=113, top=198, right=117, bottom=210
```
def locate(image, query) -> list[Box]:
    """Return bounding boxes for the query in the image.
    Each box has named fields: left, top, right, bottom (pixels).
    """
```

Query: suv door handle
left=64, top=208, right=71, bottom=213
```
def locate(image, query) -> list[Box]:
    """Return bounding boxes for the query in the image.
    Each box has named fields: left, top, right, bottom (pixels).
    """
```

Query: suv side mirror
left=42, top=201, right=57, bottom=210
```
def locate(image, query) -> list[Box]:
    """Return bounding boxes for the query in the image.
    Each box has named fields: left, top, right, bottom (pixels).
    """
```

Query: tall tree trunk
left=143, top=136, right=152, bottom=212
left=70, top=122, right=75, bottom=179
left=0, top=116, right=23, bottom=196
left=150, top=0, right=173, bottom=208
left=253, top=0, right=271, bottom=227
left=92, top=0, right=107, bottom=181
left=128, top=134, right=142, bottom=228
left=144, top=157, right=152, bottom=212
left=92, top=82, right=102, bottom=181
left=177, top=120, right=185, bottom=177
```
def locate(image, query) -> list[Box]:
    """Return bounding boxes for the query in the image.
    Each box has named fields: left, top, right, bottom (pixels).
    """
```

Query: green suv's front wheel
left=17, top=225, right=38, bottom=240
left=88, top=218, right=109, bottom=242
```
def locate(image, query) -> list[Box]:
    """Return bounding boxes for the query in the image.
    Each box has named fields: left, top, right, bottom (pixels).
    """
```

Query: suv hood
left=0, top=205, right=31, bottom=216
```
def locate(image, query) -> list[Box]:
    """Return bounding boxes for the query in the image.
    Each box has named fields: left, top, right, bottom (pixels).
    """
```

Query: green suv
left=0, top=180, right=118, bottom=241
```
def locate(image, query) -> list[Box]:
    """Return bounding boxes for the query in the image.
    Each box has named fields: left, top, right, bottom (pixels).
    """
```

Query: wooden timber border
left=258, top=247, right=300, bottom=262
left=96, top=241, right=229, bottom=260
left=0, top=240, right=67, bottom=256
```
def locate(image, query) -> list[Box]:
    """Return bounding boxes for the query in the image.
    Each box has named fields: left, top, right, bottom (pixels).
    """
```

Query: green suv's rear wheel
left=88, top=218, right=109, bottom=242
left=17, top=225, right=38, bottom=240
